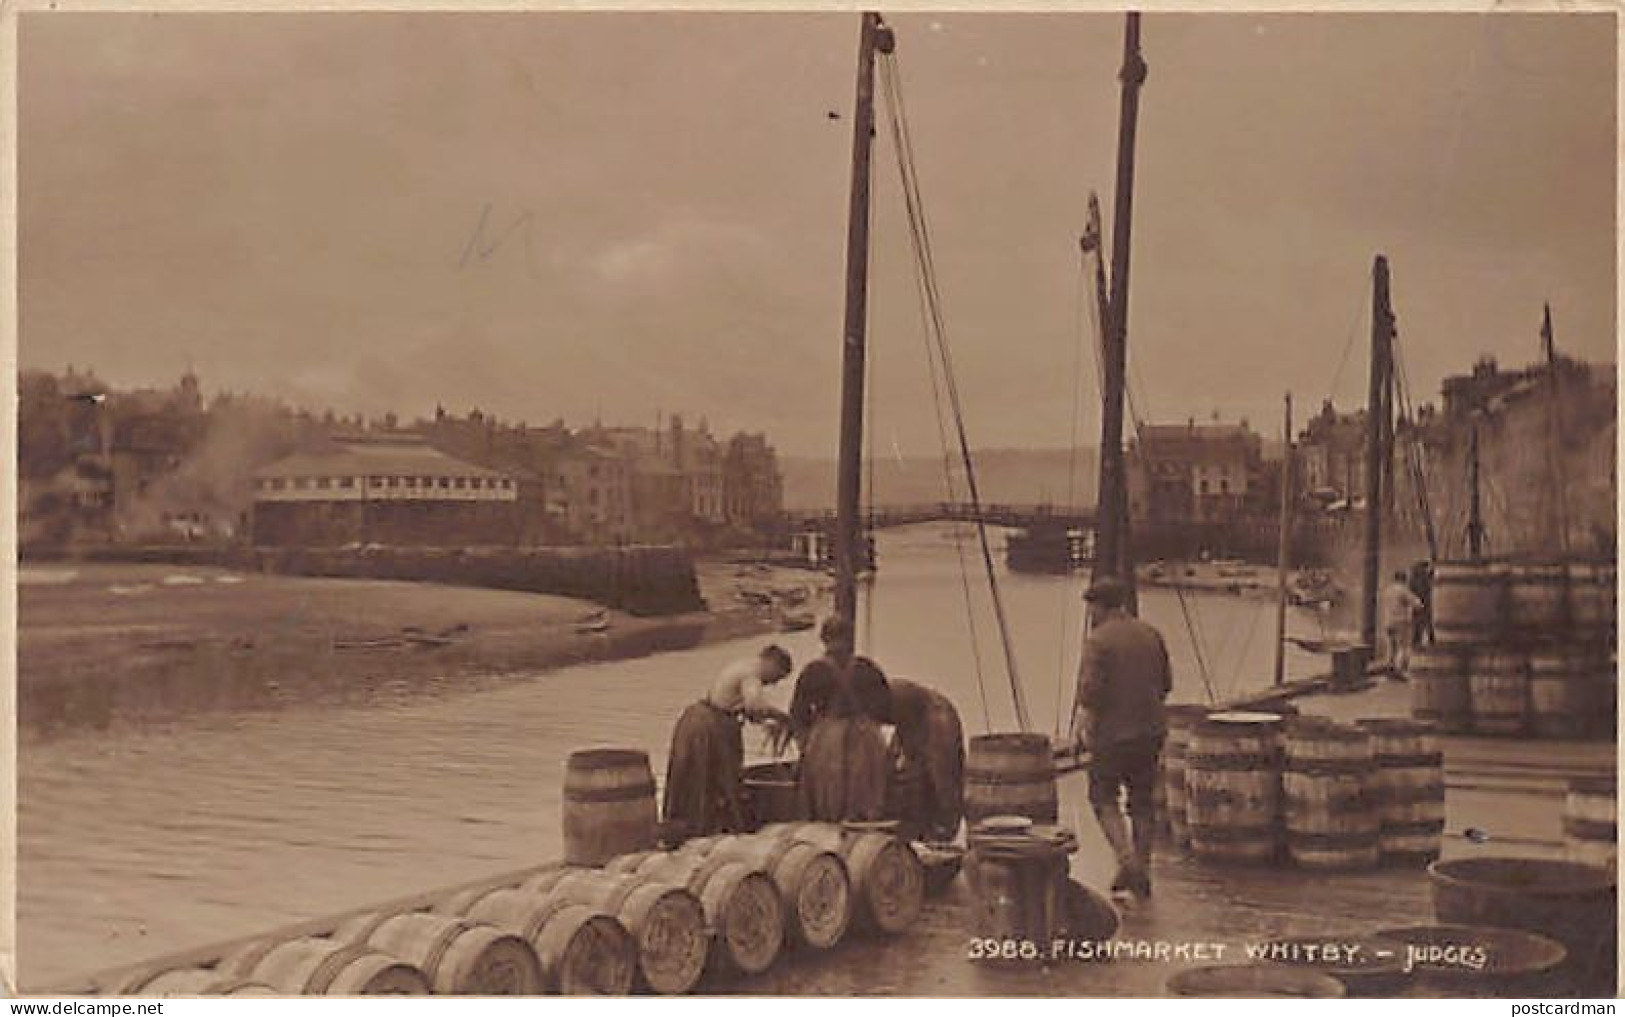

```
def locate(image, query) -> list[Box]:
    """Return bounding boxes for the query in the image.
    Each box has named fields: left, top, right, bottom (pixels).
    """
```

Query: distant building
left=722, top=432, right=785, bottom=531
left=1396, top=355, right=1616, bottom=558
left=554, top=443, right=636, bottom=545
left=1297, top=402, right=1370, bottom=508
left=1128, top=420, right=1265, bottom=525
left=250, top=434, right=520, bottom=547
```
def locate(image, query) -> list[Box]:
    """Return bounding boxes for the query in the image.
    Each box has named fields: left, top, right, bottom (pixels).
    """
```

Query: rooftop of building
left=254, top=437, right=513, bottom=481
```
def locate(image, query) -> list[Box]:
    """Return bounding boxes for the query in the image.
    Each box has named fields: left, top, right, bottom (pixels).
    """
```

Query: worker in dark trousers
left=1070, top=577, right=1172, bottom=900
left=1409, top=560, right=1435, bottom=647
left=884, top=678, right=965, bottom=843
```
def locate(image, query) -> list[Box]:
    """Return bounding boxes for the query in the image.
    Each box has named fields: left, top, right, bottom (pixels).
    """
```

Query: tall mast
left=1466, top=423, right=1485, bottom=561
left=833, top=12, right=890, bottom=631
left=1542, top=303, right=1569, bottom=555
left=1273, top=392, right=1294, bottom=686
left=1091, top=12, right=1147, bottom=610
left=1360, top=255, right=1395, bottom=653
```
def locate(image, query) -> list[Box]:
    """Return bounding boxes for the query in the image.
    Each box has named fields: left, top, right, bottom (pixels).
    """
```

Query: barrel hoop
left=1373, top=752, right=1444, bottom=768
left=229, top=939, right=282, bottom=979
left=420, top=918, right=475, bottom=980
left=1287, top=831, right=1379, bottom=849
left=1284, top=791, right=1372, bottom=811
left=345, top=912, right=396, bottom=946
left=564, top=781, right=658, bottom=804
left=1188, top=824, right=1280, bottom=843
left=1563, top=818, right=1618, bottom=843
left=306, top=942, right=378, bottom=994
left=1187, top=752, right=1277, bottom=769
left=518, top=895, right=576, bottom=941
left=1283, top=760, right=1375, bottom=776
left=963, top=768, right=1056, bottom=785
left=1381, top=820, right=1445, bottom=836
left=1380, top=785, right=1446, bottom=805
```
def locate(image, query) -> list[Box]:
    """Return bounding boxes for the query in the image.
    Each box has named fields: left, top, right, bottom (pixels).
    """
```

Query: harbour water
left=18, top=523, right=1330, bottom=989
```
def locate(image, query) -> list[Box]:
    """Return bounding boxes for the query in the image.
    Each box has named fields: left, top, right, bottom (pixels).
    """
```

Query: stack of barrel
left=1165, top=712, right=1444, bottom=871
left=960, top=733, right=1112, bottom=957
left=98, top=746, right=927, bottom=998
left=1411, top=559, right=1616, bottom=740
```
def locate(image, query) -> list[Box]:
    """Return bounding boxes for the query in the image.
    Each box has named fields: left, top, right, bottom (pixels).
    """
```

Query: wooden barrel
left=1355, top=718, right=1444, bottom=865
left=1408, top=644, right=1472, bottom=733
left=1468, top=651, right=1528, bottom=736
left=611, top=851, right=784, bottom=976
left=334, top=911, right=542, bottom=995
left=1433, top=562, right=1508, bottom=644
left=1567, top=563, right=1616, bottom=643
left=964, top=834, right=1068, bottom=958
left=685, top=834, right=852, bottom=950
left=1162, top=705, right=1209, bottom=850
left=522, top=869, right=707, bottom=995
left=964, top=733, right=1057, bottom=825
left=226, top=937, right=430, bottom=995
left=760, top=822, right=925, bottom=935
left=1506, top=563, right=1569, bottom=635
left=1283, top=723, right=1378, bottom=871
left=1563, top=777, right=1616, bottom=874
left=1185, top=712, right=1284, bottom=866
left=1378, top=924, right=1567, bottom=997
left=436, top=888, right=635, bottom=995
left=1428, top=857, right=1617, bottom=993
left=114, top=968, right=279, bottom=997
left=1527, top=649, right=1596, bottom=739
left=741, top=761, right=805, bottom=828
left=1167, top=963, right=1346, bottom=998
left=1256, top=935, right=1407, bottom=996
left=562, top=749, right=658, bottom=867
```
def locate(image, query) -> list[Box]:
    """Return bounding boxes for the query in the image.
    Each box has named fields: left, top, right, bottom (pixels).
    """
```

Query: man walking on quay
left=1070, top=577, right=1172, bottom=900
left=1382, top=569, right=1425, bottom=674
left=663, top=644, right=795, bottom=840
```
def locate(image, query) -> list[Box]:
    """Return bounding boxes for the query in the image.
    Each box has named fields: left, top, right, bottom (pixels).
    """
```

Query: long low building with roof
left=250, top=434, right=522, bottom=547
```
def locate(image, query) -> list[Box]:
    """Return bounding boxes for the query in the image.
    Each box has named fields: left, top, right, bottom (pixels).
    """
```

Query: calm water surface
left=19, top=524, right=1328, bottom=988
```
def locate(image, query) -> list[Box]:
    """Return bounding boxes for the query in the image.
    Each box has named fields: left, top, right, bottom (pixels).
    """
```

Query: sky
left=17, top=10, right=1617, bottom=457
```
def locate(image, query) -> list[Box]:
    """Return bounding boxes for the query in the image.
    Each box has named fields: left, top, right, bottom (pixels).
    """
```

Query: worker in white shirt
left=662, top=645, right=794, bottom=839
left=1381, top=570, right=1425, bottom=674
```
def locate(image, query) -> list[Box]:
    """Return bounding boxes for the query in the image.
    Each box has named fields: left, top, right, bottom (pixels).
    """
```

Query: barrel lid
left=977, top=815, right=1033, bottom=834
left=1354, top=717, right=1431, bottom=735
left=567, top=747, right=651, bottom=768
left=1204, top=711, right=1283, bottom=726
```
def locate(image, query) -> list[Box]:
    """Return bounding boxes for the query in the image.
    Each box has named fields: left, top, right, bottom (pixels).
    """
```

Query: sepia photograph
left=6, top=4, right=1620, bottom=999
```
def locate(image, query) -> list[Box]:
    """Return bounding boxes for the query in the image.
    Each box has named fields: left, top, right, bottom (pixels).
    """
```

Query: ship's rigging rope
left=1071, top=220, right=1219, bottom=707
left=878, top=50, right=1026, bottom=731
left=1052, top=236, right=1097, bottom=737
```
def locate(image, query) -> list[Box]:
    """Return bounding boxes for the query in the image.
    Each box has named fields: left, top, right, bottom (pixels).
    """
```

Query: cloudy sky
left=18, top=11, right=1616, bottom=456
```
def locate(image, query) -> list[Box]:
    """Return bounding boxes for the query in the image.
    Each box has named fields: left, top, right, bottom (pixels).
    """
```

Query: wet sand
left=18, top=562, right=797, bottom=740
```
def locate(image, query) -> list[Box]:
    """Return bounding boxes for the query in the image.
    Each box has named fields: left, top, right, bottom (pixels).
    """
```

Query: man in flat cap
left=1070, top=576, right=1172, bottom=900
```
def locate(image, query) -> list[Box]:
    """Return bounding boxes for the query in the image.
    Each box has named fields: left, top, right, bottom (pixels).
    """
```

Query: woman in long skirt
left=790, top=617, right=891, bottom=822
left=663, top=645, right=793, bottom=839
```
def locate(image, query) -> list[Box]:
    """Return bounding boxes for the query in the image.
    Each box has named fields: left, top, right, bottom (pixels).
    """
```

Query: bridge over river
left=784, top=501, right=1097, bottom=533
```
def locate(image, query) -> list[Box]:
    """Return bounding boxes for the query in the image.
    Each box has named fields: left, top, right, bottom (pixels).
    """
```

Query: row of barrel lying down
left=93, top=816, right=953, bottom=996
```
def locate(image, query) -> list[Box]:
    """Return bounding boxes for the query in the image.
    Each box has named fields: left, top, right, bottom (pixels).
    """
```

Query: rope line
left=881, top=52, right=1025, bottom=729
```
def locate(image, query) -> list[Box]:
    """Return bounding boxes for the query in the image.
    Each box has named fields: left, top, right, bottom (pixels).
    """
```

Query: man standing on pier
left=1071, top=577, right=1172, bottom=900
left=1382, top=569, right=1425, bottom=674
left=662, top=644, right=794, bottom=839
